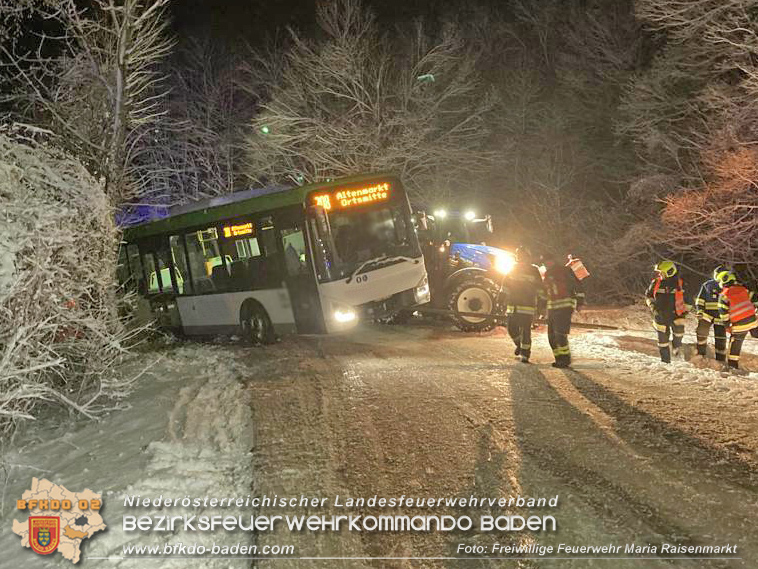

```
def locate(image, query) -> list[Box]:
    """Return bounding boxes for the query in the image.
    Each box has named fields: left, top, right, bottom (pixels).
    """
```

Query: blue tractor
left=414, top=208, right=516, bottom=331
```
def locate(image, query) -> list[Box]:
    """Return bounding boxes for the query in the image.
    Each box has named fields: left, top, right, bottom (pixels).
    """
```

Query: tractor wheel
left=448, top=276, right=500, bottom=332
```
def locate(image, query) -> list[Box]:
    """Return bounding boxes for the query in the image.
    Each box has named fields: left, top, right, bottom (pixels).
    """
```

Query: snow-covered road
left=2, top=308, right=757, bottom=568
left=245, top=316, right=757, bottom=569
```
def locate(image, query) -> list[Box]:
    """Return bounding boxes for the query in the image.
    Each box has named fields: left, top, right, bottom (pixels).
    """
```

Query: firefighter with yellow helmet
left=715, top=269, right=758, bottom=370
left=694, top=265, right=727, bottom=362
left=645, top=260, right=687, bottom=363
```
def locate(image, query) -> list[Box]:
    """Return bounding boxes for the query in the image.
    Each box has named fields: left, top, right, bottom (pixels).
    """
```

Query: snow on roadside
left=575, top=331, right=756, bottom=380
left=571, top=328, right=758, bottom=404
left=1, top=344, right=255, bottom=568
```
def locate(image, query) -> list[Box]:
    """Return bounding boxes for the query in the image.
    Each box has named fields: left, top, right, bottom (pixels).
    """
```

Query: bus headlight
left=414, top=275, right=431, bottom=304
left=494, top=252, right=516, bottom=275
left=334, top=306, right=357, bottom=323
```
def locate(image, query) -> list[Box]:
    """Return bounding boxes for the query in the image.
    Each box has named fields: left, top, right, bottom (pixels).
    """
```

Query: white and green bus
left=119, top=174, right=430, bottom=342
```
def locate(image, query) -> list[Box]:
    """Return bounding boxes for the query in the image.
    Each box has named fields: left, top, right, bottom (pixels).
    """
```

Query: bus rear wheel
left=240, top=302, right=275, bottom=345
left=448, top=277, right=500, bottom=332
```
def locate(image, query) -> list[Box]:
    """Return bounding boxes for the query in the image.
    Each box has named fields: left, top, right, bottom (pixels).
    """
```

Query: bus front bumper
left=361, top=281, right=430, bottom=321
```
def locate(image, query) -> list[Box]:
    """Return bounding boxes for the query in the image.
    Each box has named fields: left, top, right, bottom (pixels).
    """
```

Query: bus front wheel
left=240, top=302, right=275, bottom=345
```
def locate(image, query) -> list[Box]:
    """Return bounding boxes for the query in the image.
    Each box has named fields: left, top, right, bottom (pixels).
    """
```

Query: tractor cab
left=416, top=209, right=492, bottom=248
left=413, top=208, right=515, bottom=331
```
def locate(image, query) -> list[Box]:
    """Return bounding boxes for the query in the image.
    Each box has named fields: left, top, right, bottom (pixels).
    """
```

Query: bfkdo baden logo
left=12, top=478, right=107, bottom=564
left=30, top=515, right=60, bottom=555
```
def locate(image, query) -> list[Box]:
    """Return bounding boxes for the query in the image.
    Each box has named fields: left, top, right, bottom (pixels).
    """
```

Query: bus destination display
left=222, top=222, right=254, bottom=238
left=312, top=181, right=390, bottom=211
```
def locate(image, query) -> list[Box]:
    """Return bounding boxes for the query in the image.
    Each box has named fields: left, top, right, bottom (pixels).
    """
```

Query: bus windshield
left=309, top=199, right=420, bottom=283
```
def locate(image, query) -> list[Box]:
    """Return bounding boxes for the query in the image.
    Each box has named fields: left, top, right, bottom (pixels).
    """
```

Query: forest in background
left=1, top=0, right=758, bottom=432
left=4, top=0, right=758, bottom=293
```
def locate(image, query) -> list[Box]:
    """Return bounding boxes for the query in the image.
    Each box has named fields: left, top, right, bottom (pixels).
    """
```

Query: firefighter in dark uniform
left=715, top=270, right=758, bottom=370
left=695, top=266, right=727, bottom=361
left=541, top=253, right=585, bottom=368
left=645, top=260, right=687, bottom=363
left=503, top=247, right=543, bottom=363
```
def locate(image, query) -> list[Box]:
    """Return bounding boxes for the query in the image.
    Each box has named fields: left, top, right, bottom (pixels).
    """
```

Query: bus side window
left=143, top=252, right=160, bottom=294
left=154, top=245, right=180, bottom=294
left=169, top=235, right=190, bottom=295
left=184, top=228, right=222, bottom=294
left=218, top=221, right=266, bottom=292
left=117, top=243, right=130, bottom=289
left=257, top=215, right=281, bottom=287
left=126, top=243, right=144, bottom=293
left=281, top=227, right=308, bottom=276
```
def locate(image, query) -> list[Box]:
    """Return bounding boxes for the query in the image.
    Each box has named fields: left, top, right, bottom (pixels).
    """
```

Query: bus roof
left=123, top=173, right=397, bottom=240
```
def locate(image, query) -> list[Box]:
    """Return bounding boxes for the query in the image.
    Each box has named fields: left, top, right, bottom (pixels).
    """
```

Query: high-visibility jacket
left=566, top=257, right=590, bottom=280
left=504, top=262, right=543, bottom=315
left=718, top=285, right=758, bottom=333
left=542, top=265, right=584, bottom=311
left=646, top=275, right=686, bottom=320
left=695, top=278, right=721, bottom=322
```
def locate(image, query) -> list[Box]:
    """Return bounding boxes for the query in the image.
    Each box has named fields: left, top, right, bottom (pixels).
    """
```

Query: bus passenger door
left=277, top=212, right=325, bottom=334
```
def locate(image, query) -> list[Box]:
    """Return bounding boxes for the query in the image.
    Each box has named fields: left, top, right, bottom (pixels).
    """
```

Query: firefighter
left=645, top=260, right=687, bottom=363
left=695, top=266, right=727, bottom=361
left=541, top=253, right=584, bottom=368
left=503, top=247, right=543, bottom=363
left=715, top=270, right=758, bottom=370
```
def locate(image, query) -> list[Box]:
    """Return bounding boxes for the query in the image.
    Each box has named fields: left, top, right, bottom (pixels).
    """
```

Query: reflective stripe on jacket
left=543, top=265, right=583, bottom=312
left=646, top=275, right=686, bottom=317
left=505, top=262, right=543, bottom=315
left=718, top=285, right=758, bottom=332
left=695, top=279, right=721, bottom=320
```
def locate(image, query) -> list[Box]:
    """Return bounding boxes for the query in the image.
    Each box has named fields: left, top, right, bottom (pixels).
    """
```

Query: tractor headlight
left=494, top=252, right=516, bottom=275
left=414, top=275, right=431, bottom=304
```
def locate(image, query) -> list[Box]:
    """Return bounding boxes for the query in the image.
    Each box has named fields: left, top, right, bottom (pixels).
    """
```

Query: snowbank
left=1, top=344, right=255, bottom=568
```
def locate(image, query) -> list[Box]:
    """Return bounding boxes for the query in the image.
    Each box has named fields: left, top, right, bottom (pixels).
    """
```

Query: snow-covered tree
left=0, top=130, right=141, bottom=437
left=241, top=0, right=496, bottom=200
left=151, top=39, right=248, bottom=203
left=619, top=0, right=758, bottom=274
left=1, top=0, right=174, bottom=205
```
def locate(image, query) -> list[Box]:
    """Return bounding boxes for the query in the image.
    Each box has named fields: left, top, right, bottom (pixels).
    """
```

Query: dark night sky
left=171, top=0, right=315, bottom=43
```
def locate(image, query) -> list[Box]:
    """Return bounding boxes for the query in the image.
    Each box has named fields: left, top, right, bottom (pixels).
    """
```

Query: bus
left=118, top=174, right=430, bottom=342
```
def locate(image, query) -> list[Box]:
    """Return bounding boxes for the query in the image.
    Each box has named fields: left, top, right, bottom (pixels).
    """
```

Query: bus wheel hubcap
left=245, top=313, right=265, bottom=343
left=457, top=287, right=492, bottom=323
left=251, top=316, right=264, bottom=340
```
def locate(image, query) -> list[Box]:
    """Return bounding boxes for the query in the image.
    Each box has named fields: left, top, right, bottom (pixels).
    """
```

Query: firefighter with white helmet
left=645, top=260, right=687, bottom=363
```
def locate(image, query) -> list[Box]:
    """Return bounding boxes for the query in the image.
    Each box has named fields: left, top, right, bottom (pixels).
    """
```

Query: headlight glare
left=334, top=307, right=357, bottom=323
left=494, top=252, right=516, bottom=275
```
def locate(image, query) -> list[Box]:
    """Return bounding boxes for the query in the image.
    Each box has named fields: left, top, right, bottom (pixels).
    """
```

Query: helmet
left=654, top=260, right=677, bottom=278
left=716, top=270, right=737, bottom=287
left=712, top=265, right=725, bottom=280
left=515, top=246, right=532, bottom=263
